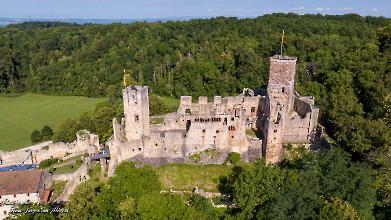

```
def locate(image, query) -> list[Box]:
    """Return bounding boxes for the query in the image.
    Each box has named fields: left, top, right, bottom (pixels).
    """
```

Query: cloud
left=292, top=6, right=305, bottom=11
left=337, top=7, right=353, bottom=11
left=361, top=8, right=385, bottom=13
left=314, top=7, right=330, bottom=12
left=193, top=8, right=266, bottom=14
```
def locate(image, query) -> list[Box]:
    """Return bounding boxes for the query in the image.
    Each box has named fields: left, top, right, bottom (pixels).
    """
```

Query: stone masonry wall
left=283, top=97, right=317, bottom=143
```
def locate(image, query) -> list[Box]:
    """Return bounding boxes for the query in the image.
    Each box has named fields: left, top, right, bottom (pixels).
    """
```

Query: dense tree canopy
left=222, top=149, right=376, bottom=219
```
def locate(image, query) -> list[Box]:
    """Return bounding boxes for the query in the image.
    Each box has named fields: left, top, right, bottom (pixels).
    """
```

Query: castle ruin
left=108, top=55, right=319, bottom=176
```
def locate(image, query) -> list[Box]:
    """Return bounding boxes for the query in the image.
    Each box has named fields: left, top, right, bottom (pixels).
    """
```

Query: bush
left=190, top=153, right=201, bottom=162
left=31, top=125, right=54, bottom=143
left=227, top=152, right=241, bottom=165
left=39, top=158, right=59, bottom=168
left=40, top=125, right=53, bottom=140
left=189, top=194, right=213, bottom=214
left=31, top=130, right=42, bottom=143
left=52, top=119, right=81, bottom=143
left=149, top=95, right=170, bottom=116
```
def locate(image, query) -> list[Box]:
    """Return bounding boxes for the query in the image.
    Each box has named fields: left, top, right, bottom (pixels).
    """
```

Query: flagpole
left=280, top=30, right=285, bottom=55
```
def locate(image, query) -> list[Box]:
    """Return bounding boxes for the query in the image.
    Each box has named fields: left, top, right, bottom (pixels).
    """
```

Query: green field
left=0, top=93, right=105, bottom=150
left=160, top=96, right=180, bottom=110
left=157, top=164, right=233, bottom=192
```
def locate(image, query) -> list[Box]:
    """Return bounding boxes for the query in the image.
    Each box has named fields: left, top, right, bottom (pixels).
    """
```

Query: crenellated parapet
left=213, top=96, right=222, bottom=106
left=198, top=96, right=208, bottom=104
left=177, top=96, right=192, bottom=115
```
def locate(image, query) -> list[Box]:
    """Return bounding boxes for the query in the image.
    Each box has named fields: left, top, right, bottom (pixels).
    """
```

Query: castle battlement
left=198, top=96, right=208, bottom=104
left=213, top=96, right=222, bottom=105
left=270, top=55, right=297, bottom=61
left=179, top=96, right=192, bottom=105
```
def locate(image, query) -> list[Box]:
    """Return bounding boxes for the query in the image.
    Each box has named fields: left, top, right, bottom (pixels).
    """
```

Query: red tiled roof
left=40, top=189, right=52, bottom=202
left=0, top=169, right=43, bottom=196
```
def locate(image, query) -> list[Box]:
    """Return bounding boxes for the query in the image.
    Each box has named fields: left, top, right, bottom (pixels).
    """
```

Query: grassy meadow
left=159, top=96, right=180, bottom=110
left=157, top=164, right=233, bottom=192
left=0, top=93, right=105, bottom=150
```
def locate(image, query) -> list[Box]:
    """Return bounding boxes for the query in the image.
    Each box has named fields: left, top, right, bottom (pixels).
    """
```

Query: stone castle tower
left=123, top=86, right=150, bottom=141
left=264, top=55, right=297, bottom=163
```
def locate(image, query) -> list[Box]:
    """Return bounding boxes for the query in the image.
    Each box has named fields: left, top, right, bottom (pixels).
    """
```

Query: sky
left=0, top=0, right=390, bottom=19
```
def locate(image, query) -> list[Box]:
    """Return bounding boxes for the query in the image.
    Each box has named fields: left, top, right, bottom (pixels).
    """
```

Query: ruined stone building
left=108, top=55, right=319, bottom=176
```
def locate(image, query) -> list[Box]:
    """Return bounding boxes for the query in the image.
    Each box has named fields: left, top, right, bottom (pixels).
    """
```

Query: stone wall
left=246, top=138, right=263, bottom=163
left=0, top=193, right=40, bottom=204
left=108, top=138, right=145, bottom=177
left=146, top=129, right=186, bottom=158
left=76, top=130, right=100, bottom=155
left=177, top=95, right=261, bottom=119
left=113, top=118, right=126, bottom=142
left=283, top=97, right=319, bottom=143
left=54, top=161, right=90, bottom=202
left=0, top=131, right=99, bottom=167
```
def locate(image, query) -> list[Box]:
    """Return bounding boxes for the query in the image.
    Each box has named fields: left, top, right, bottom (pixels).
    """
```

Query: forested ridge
left=1, top=13, right=391, bottom=219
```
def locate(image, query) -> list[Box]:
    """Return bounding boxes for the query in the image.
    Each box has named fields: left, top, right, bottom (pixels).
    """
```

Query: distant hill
left=0, top=16, right=204, bottom=27
left=6, top=21, right=78, bottom=30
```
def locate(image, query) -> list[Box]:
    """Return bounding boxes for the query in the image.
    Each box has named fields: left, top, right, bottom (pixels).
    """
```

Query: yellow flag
left=280, top=30, right=285, bottom=55
left=123, top=69, right=131, bottom=88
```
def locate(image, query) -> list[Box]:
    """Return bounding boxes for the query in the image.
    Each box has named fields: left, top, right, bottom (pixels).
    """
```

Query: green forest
left=1, top=13, right=390, bottom=219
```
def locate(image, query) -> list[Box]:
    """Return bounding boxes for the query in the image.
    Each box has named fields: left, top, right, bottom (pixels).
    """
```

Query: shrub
left=52, top=119, right=80, bottom=143
left=190, top=153, right=201, bottom=162
left=40, top=125, right=53, bottom=140
left=149, top=95, right=170, bottom=115
left=39, top=158, right=59, bottom=168
left=227, top=152, right=241, bottom=165
left=30, top=130, right=42, bottom=143
left=31, top=125, right=54, bottom=143
left=189, top=194, right=213, bottom=214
